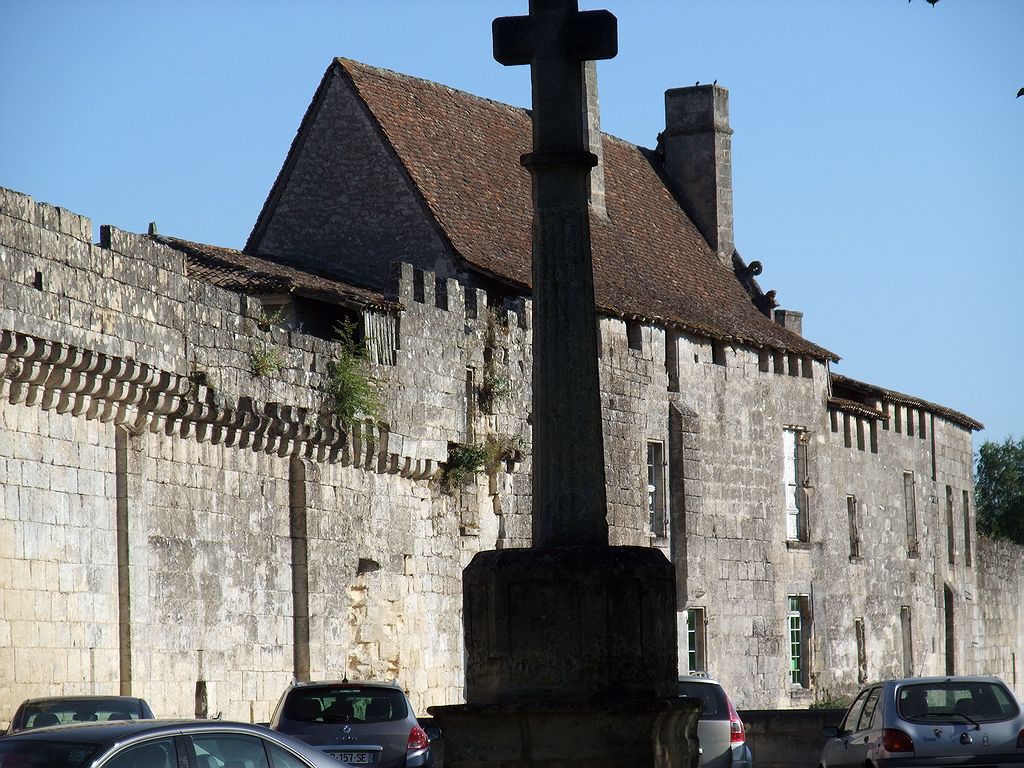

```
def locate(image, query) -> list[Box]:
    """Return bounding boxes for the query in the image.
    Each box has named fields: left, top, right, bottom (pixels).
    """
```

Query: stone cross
left=493, top=0, right=617, bottom=548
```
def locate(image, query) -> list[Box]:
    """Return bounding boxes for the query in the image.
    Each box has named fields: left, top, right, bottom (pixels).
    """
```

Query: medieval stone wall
left=0, top=187, right=507, bottom=724
left=973, top=536, right=1024, bottom=700
left=1, top=186, right=1019, bottom=725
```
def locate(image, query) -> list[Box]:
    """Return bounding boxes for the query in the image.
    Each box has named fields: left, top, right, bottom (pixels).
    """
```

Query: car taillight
left=1017, top=728, right=1024, bottom=749
left=725, top=693, right=745, bottom=745
left=407, top=724, right=430, bottom=752
left=882, top=728, right=914, bottom=753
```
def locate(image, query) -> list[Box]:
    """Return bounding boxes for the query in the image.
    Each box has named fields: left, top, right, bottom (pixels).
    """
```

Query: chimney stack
left=661, top=84, right=734, bottom=267
left=774, top=309, right=803, bottom=337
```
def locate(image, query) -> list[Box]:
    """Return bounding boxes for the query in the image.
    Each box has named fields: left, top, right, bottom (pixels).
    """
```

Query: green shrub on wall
left=324, top=319, right=382, bottom=423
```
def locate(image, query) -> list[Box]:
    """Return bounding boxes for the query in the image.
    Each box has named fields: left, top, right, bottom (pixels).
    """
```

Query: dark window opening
left=412, top=268, right=425, bottom=303
left=963, top=489, right=972, bottom=567
left=946, top=485, right=955, bottom=565
left=626, top=321, right=643, bottom=351
left=712, top=341, right=726, bottom=366
left=855, top=618, right=867, bottom=684
left=686, top=608, right=707, bottom=674
left=847, top=495, right=860, bottom=558
left=904, top=472, right=919, bottom=557
left=33, top=270, right=44, bottom=291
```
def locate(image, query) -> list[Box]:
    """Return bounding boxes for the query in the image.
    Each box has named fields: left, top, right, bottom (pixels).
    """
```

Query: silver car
left=819, top=676, right=1024, bottom=767
left=679, top=675, right=753, bottom=768
left=269, top=680, right=432, bottom=767
left=0, top=718, right=341, bottom=767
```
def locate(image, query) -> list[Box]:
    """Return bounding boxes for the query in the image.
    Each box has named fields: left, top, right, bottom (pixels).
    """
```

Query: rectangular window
left=627, top=321, right=643, bottom=351
left=901, top=606, right=913, bottom=676
left=946, top=485, right=955, bottom=565
left=962, top=489, right=972, bottom=567
left=847, top=495, right=860, bottom=558
left=647, top=441, right=667, bottom=538
left=894, top=405, right=902, bottom=434
left=903, top=472, right=918, bottom=557
left=855, top=618, right=867, bottom=684
left=686, top=607, right=707, bottom=674
left=788, top=595, right=811, bottom=687
left=666, top=330, right=680, bottom=392
left=784, top=429, right=808, bottom=541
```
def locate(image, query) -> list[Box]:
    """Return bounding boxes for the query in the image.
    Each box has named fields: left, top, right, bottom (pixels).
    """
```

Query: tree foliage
left=975, top=437, right=1024, bottom=545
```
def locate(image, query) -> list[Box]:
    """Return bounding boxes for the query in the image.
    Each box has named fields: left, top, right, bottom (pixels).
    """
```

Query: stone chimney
left=774, top=308, right=803, bottom=337
left=661, top=84, right=734, bottom=266
left=583, top=61, right=607, bottom=218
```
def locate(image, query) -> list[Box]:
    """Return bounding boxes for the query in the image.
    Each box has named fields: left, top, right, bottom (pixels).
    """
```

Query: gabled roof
left=831, top=373, right=983, bottom=431
left=251, top=58, right=837, bottom=361
left=156, top=235, right=395, bottom=310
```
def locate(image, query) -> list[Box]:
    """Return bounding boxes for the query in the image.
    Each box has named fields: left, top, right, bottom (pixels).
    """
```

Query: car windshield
left=677, top=682, right=729, bottom=721
left=0, top=741, right=99, bottom=768
left=283, top=686, right=408, bottom=724
left=897, top=681, right=1020, bottom=724
left=20, top=699, right=143, bottom=729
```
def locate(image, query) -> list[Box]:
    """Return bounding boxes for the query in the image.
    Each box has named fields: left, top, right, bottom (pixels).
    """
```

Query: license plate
left=328, top=752, right=373, bottom=765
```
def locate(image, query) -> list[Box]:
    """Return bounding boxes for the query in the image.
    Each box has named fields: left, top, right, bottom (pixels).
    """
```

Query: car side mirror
left=823, top=726, right=841, bottom=738
left=422, top=725, right=442, bottom=742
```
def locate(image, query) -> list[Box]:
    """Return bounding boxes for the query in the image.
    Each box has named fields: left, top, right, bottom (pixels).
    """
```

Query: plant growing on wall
left=482, top=432, right=524, bottom=474
left=479, top=307, right=513, bottom=412
left=442, top=434, right=524, bottom=495
left=250, top=343, right=286, bottom=377
left=442, top=442, right=488, bottom=495
left=250, top=308, right=287, bottom=377
left=324, top=319, right=382, bottom=423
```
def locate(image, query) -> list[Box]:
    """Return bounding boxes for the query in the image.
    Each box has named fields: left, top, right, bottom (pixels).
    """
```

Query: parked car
left=678, top=675, right=753, bottom=768
left=269, top=680, right=432, bottom=767
left=0, top=718, right=339, bottom=767
left=3, top=696, right=155, bottom=735
left=819, top=675, right=1024, bottom=767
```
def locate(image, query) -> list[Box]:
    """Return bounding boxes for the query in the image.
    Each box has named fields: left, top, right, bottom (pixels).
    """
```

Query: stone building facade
left=1, top=57, right=1021, bottom=725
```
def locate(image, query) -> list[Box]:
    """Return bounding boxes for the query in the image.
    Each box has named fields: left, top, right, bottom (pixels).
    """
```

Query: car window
left=0, top=741, right=98, bottom=768
left=897, top=681, right=1021, bottom=723
left=266, top=743, right=311, bottom=768
left=188, top=734, right=271, bottom=768
left=677, top=682, right=729, bottom=721
left=102, top=737, right=176, bottom=768
left=841, top=689, right=870, bottom=733
left=282, top=686, right=408, bottom=724
left=857, top=688, right=881, bottom=732
left=22, top=699, right=143, bottom=729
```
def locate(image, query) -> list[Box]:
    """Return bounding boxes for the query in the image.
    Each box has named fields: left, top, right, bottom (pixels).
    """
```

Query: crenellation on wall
left=1, top=187, right=1015, bottom=725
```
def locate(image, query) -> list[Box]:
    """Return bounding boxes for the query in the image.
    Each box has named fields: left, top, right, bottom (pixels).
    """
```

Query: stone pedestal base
left=430, top=698, right=700, bottom=768
left=462, top=546, right=678, bottom=704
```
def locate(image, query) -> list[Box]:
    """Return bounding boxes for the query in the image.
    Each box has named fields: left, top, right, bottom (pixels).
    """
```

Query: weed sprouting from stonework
left=442, top=434, right=524, bottom=495
left=442, top=442, right=488, bottom=495
left=250, top=344, right=285, bottom=377
left=482, top=433, right=524, bottom=474
left=324, top=319, right=381, bottom=423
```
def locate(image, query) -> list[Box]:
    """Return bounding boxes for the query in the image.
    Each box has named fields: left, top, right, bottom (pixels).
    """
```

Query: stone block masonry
left=1, top=185, right=1020, bottom=724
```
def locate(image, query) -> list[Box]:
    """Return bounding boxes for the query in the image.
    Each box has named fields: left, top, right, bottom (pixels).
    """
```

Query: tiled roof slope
left=156, top=235, right=394, bottom=310
left=337, top=58, right=836, bottom=361
left=831, top=373, right=982, bottom=431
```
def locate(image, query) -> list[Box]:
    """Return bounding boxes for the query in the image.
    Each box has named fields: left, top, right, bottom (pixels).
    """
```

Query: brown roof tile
left=831, top=373, right=982, bottom=431
left=156, top=235, right=394, bottom=310
left=337, top=58, right=836, bottom=360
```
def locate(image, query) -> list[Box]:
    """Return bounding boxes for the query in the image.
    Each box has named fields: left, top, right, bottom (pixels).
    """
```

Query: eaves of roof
left=831, top=372, right=983, bottom=432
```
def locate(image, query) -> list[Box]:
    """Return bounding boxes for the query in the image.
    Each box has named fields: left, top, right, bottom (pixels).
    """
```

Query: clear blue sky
left=2, top=1, right=1021, bottom=445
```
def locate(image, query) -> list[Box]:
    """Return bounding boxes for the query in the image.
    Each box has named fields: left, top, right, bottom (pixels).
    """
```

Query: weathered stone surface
left=0, top=185, right=1019, bottom=732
